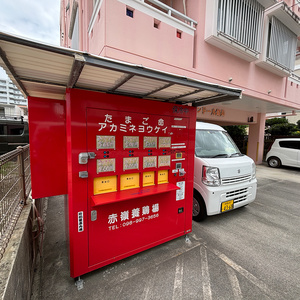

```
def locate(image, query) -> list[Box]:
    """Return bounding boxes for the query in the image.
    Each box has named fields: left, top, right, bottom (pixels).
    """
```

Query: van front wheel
left=193, top=192, right=207, bottom=222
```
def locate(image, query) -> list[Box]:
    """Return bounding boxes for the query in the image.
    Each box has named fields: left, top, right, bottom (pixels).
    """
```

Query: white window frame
left=205, top=0, right=271, bottom=62
left=267, top=16, right=297, bottom=71
left=217, top=0, right=264, bottom=54
left=256, top=1, right=300, bottom=77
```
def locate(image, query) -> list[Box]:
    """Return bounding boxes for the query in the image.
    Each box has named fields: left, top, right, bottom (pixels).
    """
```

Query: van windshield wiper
left=229, top=153, right=242, bottom=157
left=212, top=154, right=229, bottom=158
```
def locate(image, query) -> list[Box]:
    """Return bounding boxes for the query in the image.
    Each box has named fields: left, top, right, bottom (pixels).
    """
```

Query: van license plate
left=221, top=200, right=234, bottom=212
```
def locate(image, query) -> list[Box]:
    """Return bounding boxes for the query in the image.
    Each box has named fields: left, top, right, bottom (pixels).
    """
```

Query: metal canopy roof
left=0, top=32, right=242, bottom=106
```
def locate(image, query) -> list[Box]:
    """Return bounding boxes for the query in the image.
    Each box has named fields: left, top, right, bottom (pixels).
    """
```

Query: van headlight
left=252, top=163, right=256, bottom=180
left=202, top=166, right=220, bottom=186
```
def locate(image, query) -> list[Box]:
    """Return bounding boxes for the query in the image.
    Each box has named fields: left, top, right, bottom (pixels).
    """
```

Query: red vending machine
left=30, top=88, right=196, bottom=278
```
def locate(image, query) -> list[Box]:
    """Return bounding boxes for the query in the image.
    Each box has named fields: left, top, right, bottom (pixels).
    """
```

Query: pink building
left=60, top=0, right=300, bottom=164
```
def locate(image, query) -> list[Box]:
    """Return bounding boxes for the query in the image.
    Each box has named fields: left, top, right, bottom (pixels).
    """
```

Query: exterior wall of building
left=248, top=113, right=267, bottom=163
left=60, top=0, right=300, bottom=163
left=106, top=2, right=194, bottom=69
left=286, top=113, right=300, bottom=124
left=61, top=0, right=300, bottom=108
left=0, top=78, right=28, bottom=119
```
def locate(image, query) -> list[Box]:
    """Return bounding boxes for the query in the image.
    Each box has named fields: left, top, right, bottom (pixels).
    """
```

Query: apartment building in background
left=0, top=76, right=28, bottom=120
left=60, top=0, right=300, bottom=164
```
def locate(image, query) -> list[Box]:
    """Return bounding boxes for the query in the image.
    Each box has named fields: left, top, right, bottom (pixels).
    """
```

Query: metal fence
left=0, top=145, right=31, bottom=259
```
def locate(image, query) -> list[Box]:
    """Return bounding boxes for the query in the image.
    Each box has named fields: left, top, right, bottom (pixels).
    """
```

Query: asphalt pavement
left=31, top=163, right=300, bottom=300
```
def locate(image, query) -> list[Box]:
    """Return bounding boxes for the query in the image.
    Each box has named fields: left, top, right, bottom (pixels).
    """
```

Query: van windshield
left=195, top=129, right=241, bottom=158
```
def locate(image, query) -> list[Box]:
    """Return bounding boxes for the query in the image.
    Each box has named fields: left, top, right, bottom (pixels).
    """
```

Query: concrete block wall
left=0, top=197, right=45, bottom=300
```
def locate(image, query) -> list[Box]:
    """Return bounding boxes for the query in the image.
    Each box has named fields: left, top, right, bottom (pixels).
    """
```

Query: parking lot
left=191, top=163, right=300, bottom=299
left=31, top=164, right=300, bottom=300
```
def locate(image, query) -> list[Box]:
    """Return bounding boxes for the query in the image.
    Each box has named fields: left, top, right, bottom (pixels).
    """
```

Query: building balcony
left=205, top=0, right=277, bottom=62
left=89, top=0, right=197, bottom=35
left=256, top=1, right=300, bottom=77
left=87, top=0, right=197, bottom=69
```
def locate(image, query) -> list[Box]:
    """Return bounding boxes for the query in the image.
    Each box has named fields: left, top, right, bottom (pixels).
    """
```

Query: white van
left=193, top=122, right=257, bottom=221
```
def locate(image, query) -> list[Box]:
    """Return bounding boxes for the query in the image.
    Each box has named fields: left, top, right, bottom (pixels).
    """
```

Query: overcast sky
left=0, top=0, right=61, bottom=79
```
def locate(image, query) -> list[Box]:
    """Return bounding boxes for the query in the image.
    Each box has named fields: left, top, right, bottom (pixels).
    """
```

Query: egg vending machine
left=66, top=89, right=196, bottom=277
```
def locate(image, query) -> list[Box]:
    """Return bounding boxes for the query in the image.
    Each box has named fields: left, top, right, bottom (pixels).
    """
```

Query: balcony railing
left=0, top=114, right=26, bottom=120
left=143, top=0, right=197, bottom=28
left=290, top=72, right=300, bottom=83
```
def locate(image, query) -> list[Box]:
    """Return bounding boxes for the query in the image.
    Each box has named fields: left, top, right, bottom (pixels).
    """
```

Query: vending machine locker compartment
left=120, top=173, right=140, bottom=190
left=143, top=171, right=155, bottom=187
left=93, top=175, right=117, bottom=195
left=157, top=170, right=169, bottom=184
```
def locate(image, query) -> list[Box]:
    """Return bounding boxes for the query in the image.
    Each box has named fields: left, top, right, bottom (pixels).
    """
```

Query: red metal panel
left=28, top=97, right=67, bottom=198
left=65, top=89, right=196, bottom=277
left=91, top=183, right=179, bottom=206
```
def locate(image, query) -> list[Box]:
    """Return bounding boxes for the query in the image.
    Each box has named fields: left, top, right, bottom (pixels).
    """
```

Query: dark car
left=0, top=117, right=29, bottom=155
